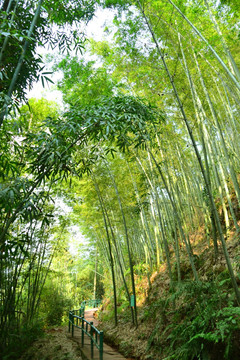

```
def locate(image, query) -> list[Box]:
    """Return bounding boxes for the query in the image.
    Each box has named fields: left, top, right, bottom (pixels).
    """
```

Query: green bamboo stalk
left=104, top=160, right=138, bottom=327
left=138, top=1, right=240, bottom=304
left=91, top=171, right=118, bottom=326
left=0, top=0, right=20, bottom=64
left=192, top=48, right=240, bottom=208
left=203, top=0, right=240, bottom=82
left=166, top=0, right=240, bottom=91
left=104, top=197, right=134, bottom=324
left=0, top=0, right=44, bottom=126
left=178, top=33, right=219, bottom=256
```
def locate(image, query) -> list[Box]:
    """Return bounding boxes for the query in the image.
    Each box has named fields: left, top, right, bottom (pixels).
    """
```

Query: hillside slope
left=98, top=236, right=240, bottom=360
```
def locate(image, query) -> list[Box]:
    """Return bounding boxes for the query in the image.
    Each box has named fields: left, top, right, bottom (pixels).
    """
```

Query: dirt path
left=20, top=309, right=132, bottom=360
left=72, top=308, right=133, bottom=360
left=85, top=308, right=99, bottom=327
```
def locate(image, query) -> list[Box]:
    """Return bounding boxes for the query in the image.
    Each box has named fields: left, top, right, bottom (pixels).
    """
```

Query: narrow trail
left=73, top=308, right=133, bottom=360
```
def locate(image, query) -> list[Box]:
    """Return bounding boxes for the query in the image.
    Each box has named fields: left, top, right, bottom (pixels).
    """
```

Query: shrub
left=3, top=319, right=45, bottom=360
left=148, top=277, right=240, bottom=359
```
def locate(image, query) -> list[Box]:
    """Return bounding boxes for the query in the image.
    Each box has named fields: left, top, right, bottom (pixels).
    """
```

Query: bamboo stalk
left=138, top=0, right=240, bottom=304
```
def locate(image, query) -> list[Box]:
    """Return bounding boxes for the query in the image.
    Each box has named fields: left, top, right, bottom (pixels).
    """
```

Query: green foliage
left=38, top=267, right=74, bottom=326
left=65, top=94, right=164, bottom=151
left=103, top=0, right=131, bottom=10
left=44, top=291, right=73, bottom=326
left=219, top=0, right=240, bottom=14
left=44, top=0, right=96, bottom=26
left=2, top=320, right=45, bottom=360
left=19, top=98, right=60, bottom=132
left=56, top=57, right=125, bottom=106
left=0, top=0, right=96, bottom=123
left=148, top=278, right=240, bottom=360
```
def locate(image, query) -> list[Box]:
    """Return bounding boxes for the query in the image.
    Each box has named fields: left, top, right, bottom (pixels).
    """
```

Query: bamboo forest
left=0, top=0, right=240, bottom=359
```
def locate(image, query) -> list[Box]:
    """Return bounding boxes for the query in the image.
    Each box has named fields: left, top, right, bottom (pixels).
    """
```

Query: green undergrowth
left=2, top=320, right=45, bottom=360
left=2, top=292, right=73, bottom=360
left=99, top=267, right=240, bottom=360
left=146, top=278, right=240, bottom=359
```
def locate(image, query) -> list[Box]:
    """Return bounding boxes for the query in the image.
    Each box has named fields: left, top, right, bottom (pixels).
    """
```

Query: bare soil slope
left=20, top=327, right=82, bottom=360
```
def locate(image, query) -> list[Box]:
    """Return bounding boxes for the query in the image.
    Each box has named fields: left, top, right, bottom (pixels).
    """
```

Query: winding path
left=72, top=308, right=133, bottom=360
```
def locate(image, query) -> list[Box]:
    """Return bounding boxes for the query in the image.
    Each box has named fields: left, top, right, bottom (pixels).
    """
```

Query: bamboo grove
left=0, top=0, right=240, bottom=356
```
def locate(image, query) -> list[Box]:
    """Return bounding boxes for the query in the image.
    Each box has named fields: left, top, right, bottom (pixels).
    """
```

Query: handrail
left=82, top=299, right=102, bottom=308
left=68, top=300, right=103, bottom=360
left=68, top=305, right=85, bottom=331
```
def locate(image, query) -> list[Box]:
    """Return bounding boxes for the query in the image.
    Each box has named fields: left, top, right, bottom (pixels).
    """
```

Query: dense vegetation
left=0, top=0, right=240, bottom=359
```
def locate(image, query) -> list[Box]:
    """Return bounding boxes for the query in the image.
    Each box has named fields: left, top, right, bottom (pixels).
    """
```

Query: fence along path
left=69, top=303, right=132, bottom=360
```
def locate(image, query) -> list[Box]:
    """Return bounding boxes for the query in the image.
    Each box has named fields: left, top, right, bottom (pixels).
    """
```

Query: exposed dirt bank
left=20, top=327, right=82, bottom=360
